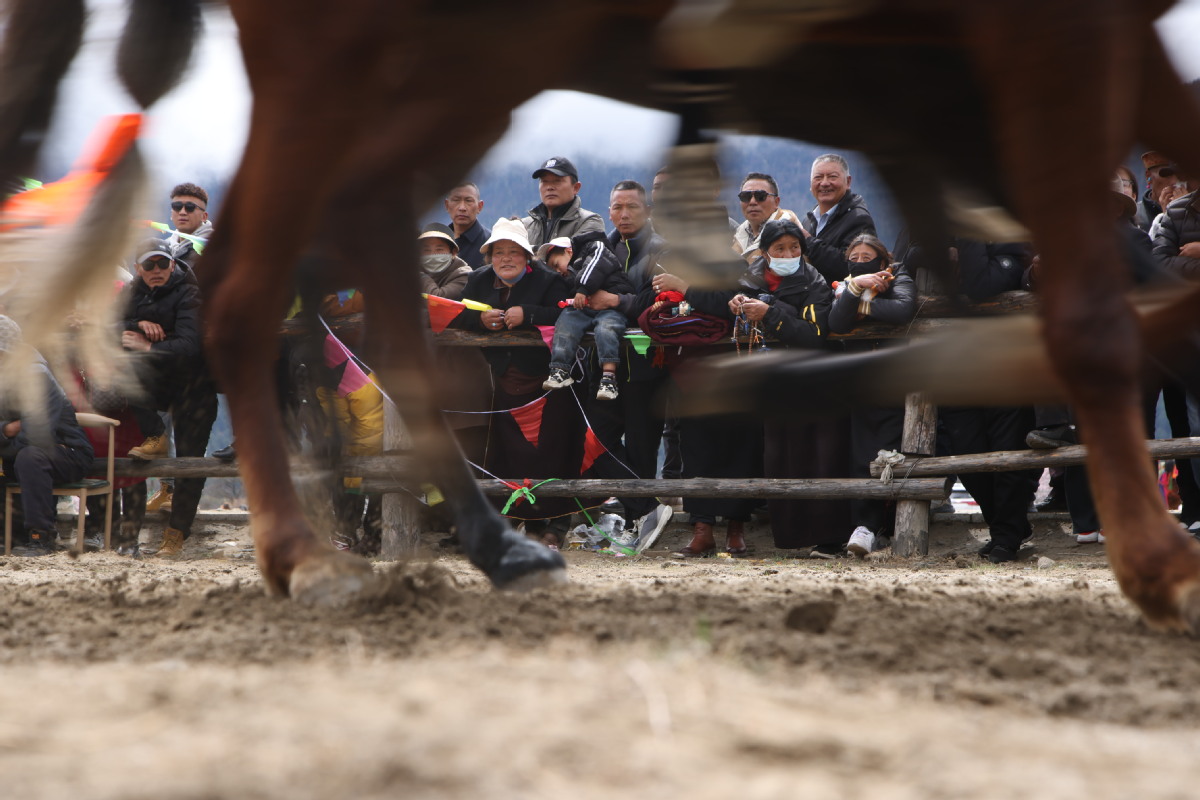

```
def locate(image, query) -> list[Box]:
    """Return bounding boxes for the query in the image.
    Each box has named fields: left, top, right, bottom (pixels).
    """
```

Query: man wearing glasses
left=121, top=239, right=218, bottom=558
left=801, top=154, right=877, bottom=285
left=165, top=183, right=213, bottom=270
left=732, top=171, right=802, bottom=263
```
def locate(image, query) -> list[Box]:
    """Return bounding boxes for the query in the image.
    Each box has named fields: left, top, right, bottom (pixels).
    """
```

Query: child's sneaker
left=847, top=525, right=875, bottom=558
left=543, top=368, right=573, bottom=390
left=596, top=374, right=618, bottom=401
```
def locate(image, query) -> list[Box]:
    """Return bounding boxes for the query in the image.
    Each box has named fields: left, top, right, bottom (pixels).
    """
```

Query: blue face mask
left=769, top=256, right=802, bottom=277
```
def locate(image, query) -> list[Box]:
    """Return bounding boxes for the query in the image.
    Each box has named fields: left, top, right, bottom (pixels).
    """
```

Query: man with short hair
left=121, top=238, right=218, bottom=558
left=582, top=180, right=673, bottom=551
left=732, top=171, right=802, bottom=263
left=444, top=183, right=490, bottom=268
left=521, top=156, right=604, bottom=249
left=165, top=182, right=212, bottom=271
left=801, top=154, right=877, bottom=285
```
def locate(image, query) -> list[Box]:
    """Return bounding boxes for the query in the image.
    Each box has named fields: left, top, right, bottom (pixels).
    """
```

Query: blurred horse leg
left=970, top=0, right=1200, bottom=631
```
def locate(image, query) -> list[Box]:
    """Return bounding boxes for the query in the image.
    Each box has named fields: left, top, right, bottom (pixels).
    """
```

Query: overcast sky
left=40, top=0, right=1200, bottom=191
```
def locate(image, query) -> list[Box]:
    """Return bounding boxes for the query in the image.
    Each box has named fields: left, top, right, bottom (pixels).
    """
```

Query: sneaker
left=1076, top=530, right=1102, bottom=543
left=596, top=374, right=619, bottom=401
left=1098, top=531, right=1106, bottom=544
left=1188, top=521, right=1200, bottom=534
left=610, top=529, right=639, bottom=552
left=24, top=528, right=57, bottom=556
left=212, top=443, right=237, bottom=462
left=634, top=504, right=673, bottom=553
left=542, top=368, right=574, bottom=390
left=809, top=542, right=843, bottom=559
left=129, top=435, right=169, bottom=460
left=146, top=484, right=173, bottom=513
left=847, top=526, right=875, bottom=558
left=1025, top=425, right=1077, bottom=449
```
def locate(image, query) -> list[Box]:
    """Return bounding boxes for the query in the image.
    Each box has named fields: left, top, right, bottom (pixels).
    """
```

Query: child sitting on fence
left=541, top=231, right=635, bottom=401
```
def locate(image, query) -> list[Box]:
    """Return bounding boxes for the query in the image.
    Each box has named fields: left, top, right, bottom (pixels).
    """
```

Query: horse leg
left=969, top=0, right=1200, bottom=631
left=201, top=174, right=373, bottom=604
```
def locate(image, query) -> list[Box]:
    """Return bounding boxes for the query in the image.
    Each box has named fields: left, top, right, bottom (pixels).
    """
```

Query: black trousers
left=586, top=373, right=667, bottom=522
left=938, top=406, right=1037, bottom=549
left=128, top=357, right=218, bottom=537
left=1163, top=382, right=1200, bottom=524
left=3, top=444, right=93, bottom=532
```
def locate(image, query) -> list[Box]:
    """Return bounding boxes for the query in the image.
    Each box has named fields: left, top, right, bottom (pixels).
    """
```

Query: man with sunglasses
left=121, top=239, right=218, bottom=558
left=165, top=183, right=213, bottom=271
left=801, top=154, right=877, bottom=286
left=732, top=172, right=802, bottom=263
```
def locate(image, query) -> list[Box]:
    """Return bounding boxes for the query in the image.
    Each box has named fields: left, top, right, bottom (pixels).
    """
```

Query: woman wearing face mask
left=450, top=218, right=590, bottom=549
left=417, top=222, right=473, bottom=300
left=829, top=233, right=916, bottom=558
left=692, top=217, right=852, bottom=557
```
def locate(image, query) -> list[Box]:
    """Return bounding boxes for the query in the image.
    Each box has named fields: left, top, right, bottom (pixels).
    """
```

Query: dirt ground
left=2, top=509, right=1199, bottom=800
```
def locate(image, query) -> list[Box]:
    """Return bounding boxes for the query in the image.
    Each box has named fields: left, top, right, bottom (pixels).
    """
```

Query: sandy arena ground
left=2, top=509, right=1199, bottom=799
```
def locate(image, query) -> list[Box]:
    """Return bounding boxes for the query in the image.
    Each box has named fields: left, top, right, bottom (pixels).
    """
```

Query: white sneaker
left=847, top=526, right=875, bottom=558
left=542, top=368, right=573, bottom=390
left=634, top=504, right=673, bottom=553
left=610, top=529, right=638, bottom=551
left=1076, top=531, right=1101, bottom=543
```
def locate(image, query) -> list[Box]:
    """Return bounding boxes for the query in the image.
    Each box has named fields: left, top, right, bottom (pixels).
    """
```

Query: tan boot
left=155, top=527, right=185, bottom=558
left=146, top=483, right=173, bottom=513
left=129, top=435, right=169, bottom=460
left=674, top=520, right=715, bottom=557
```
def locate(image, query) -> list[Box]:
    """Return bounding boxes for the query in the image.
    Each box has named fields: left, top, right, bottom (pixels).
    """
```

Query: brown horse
left=5, top=0, right=1200, bottom=629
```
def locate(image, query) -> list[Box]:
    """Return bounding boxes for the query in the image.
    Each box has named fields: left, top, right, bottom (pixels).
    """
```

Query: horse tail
left=0, top=0, right=86, bottom=189
left=117, top=0, right=203, bottom=110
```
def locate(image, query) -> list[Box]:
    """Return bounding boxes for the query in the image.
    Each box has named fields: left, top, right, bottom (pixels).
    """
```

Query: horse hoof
left=288, top=549, right=376, bottom=608
left=490, top=533, right=569, bottom=591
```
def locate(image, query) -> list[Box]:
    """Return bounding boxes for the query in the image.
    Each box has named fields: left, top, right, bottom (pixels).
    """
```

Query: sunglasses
left=738, top=190, right=778, bottom=203
left=170, top=201, right=205, bottom=213
left=140, top=258, right=173, bottom=271
left=1150, top=166, right=1177, bottom=180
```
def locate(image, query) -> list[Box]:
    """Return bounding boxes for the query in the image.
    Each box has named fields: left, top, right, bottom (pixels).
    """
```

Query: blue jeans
left=549, top=308, right=626, bottom=371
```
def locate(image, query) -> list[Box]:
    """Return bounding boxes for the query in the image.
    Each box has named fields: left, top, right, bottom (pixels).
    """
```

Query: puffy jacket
left=1152, top=192, right=1200, bottom=279
left=736, top=257, right=832, bottom=349
left=802, top=193, right=877, bottom=285
left=521, top=196, right=605, bottom=249
left=0, top=357, right=94, bottom=460
left=120, top=267, right=204, bottom=362
left=566, top=231, right=636, bottom=296
left=829, top=266, right=917, bottom=333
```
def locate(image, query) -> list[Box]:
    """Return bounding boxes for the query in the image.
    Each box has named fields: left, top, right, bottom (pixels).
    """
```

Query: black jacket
left=0, top=357, right=94, bottom=460
left=566, top=231, right=636, bottom=296
left=121, top=267, right=205, bottom=362
left=802, top=193, right=877, bottom=285
left=736, top=258, right=832, bottom=349
left=1152, top=192, right=1200, bottom=279
left=829, top=266, right=917, bottom=333
left=452, top=265, right=569, bottom=377
left=901, top=235, right=1029, bottom=301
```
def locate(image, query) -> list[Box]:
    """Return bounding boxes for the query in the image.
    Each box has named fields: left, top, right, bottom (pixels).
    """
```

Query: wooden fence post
left=380, top=402, right=421, bottom=559
left=892, top=391, right=938, bottom=557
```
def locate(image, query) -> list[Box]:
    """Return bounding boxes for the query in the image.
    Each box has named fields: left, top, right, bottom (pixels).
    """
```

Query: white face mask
left=420, top=253, right=454, bottom=273
left=769, top=255, right=802, bottom=277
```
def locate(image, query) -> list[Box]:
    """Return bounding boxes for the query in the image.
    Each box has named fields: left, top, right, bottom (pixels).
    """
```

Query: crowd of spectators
left=2, top=145, right=1197, bottom=561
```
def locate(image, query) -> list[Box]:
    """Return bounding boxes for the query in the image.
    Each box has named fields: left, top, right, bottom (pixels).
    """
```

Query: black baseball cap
left=532, top=156, right=579, bottom=181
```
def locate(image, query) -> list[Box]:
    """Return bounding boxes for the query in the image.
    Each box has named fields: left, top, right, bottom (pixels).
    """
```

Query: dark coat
left=121, top=267, right=205, bottom=362
left=0, top=357, right=94, bottom=460
left=737, top=258, right=832, bottom=348
left=606, top=223, right=670, bottom=383
left=451, top=265, right=570, bottom=378
left=802, top=192, right=877, bottom=285
left=829, top=267, right=917, bottom=333
left=1152, top=192, right=1200, bottom=279
left=454, top=219, right=491, bottom=269
left=566, top=231, right=636, bottom=296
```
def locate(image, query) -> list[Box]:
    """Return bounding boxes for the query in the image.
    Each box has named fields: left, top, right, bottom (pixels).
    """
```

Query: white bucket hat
left=480, top=217, right=535, bottom=258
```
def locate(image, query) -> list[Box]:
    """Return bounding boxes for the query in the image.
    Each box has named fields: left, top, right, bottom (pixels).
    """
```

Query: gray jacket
left=521, top=196, right=604, bottom=249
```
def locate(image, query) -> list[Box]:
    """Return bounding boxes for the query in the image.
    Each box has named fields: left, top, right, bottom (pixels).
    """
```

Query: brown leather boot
left=675, top=520, right=715, bottom=557
left=726, top=519, right=748, bottom=557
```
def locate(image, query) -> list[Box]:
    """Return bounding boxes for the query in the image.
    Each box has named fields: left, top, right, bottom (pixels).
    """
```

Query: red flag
left=426, top=295, right=465, bottom=333
left=509, top=397, right=547, bottom=448
left=580, top=427, right=607, bottom=474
